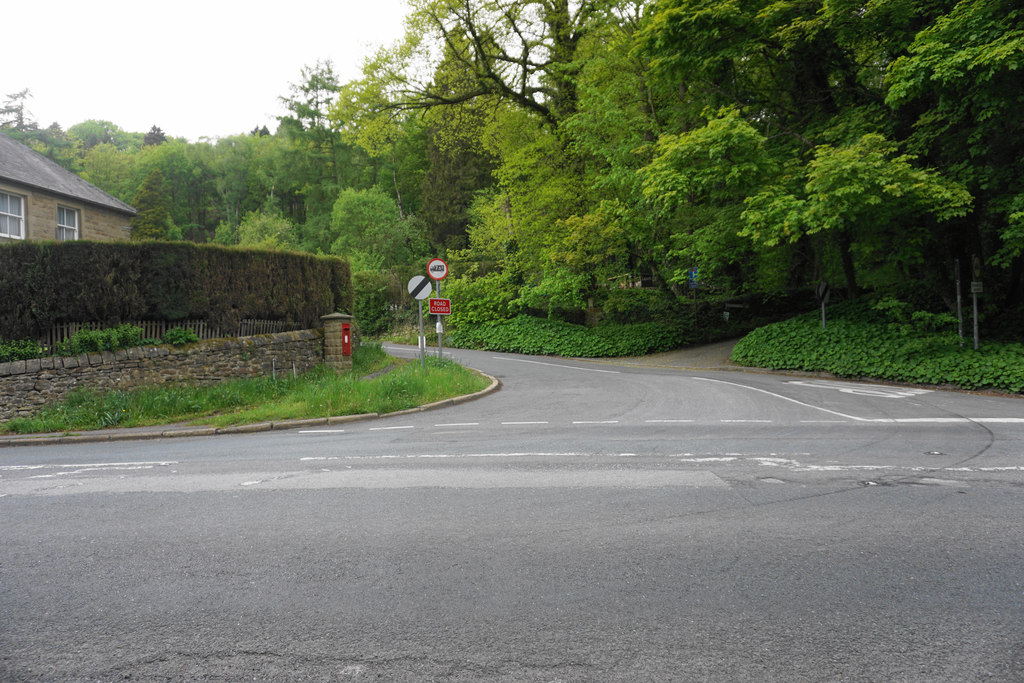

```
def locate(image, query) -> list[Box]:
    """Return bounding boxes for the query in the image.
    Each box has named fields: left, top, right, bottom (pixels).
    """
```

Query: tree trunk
left=837, top=229, right=859, bottom=299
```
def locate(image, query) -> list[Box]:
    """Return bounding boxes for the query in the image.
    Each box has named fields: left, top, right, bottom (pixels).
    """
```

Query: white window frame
left=57, top=205, right=79, bottom=241
left=0, top=190, right=25, bottom=239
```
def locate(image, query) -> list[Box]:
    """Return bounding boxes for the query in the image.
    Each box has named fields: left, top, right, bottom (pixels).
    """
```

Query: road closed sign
left=429, top=298, right=451, bottom=315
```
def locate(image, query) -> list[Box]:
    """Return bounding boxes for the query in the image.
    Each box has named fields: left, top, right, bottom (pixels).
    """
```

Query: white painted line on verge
left=494, top=357, right=620, bottom=374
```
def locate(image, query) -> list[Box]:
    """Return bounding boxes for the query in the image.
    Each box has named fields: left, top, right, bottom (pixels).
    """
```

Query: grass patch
left=0, top=343, right=489, bottom=434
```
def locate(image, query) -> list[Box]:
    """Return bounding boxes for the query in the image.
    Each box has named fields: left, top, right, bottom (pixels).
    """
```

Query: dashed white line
left=721, top=419, right=773, bottom=423
left=573, top=420, right=619, bottom=424
left=369, top=425, right=416, bottom=431
left=435, top=423, right=480, bottom=427
left=502, top=421, right=549, bottom=425
left=645, top=419, right=695, bottom=423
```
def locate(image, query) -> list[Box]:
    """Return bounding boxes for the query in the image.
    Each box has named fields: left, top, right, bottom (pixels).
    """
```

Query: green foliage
left=130, top=168, right=172, bottom=240
left=602, top=288, right=682, bottom=324
left=0, top=241, right=352, bottom=339
left=161, top=327, right=200, bottom=346
left=235, top=210, right=297, bottom=250
left=327, top=187, right=427, bottom=268
left=0, top=338, right=43, bottom=363
left=444, top=269, right=520, bottom=327
left=731, top=306, right=1024, bottom=394
left=448, top=315, right=691, bottom=358
left=0, top=344, right=488, bottom=433
left=56, top=324, right=144, bottom=355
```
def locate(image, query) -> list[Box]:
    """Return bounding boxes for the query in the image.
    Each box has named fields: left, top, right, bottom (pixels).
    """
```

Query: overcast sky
left=4, top=0, right=411, bottom=142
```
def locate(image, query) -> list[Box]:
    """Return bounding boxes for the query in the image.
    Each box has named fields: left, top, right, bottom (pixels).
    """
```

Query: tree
left=327, top=187, right=428, bottom=270
left=886, top=0, right=1024, bottom=303
left=143, top=126, right=167, bottom=146
left=395, top=0, right=607, bottom=126
left=0, top=89, right=36, bottom=132
left=130, top=169, right=172, bottom=240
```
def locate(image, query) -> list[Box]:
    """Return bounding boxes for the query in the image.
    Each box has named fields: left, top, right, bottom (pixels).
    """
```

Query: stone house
left=0, top=132, right=136, bottom=243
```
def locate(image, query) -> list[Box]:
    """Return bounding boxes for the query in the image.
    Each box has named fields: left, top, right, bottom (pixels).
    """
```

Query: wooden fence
left=38, top=319, right=306, bottom=349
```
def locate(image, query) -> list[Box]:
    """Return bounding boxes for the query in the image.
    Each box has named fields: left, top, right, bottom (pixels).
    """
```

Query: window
left=0, top=191, right=24, bottom=239
left=57, top=206, right=79, bottom=241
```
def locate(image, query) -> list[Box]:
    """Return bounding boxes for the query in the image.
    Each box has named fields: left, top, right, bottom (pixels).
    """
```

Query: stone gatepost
left=321, top=313, right=354, bottom=373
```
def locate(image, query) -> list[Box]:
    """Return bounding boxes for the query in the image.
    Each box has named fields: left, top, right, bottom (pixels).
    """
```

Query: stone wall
left=0, top=329, right=323, bottom=421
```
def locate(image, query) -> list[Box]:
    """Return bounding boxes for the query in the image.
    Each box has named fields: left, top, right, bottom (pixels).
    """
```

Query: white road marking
left=495, top=357, right=620, bottom=374
left=721, top=419, right=773, bottom=423
left=502, top=421, right=549, bottom=425
left=694, top=377, right=1024, bottom=423
left=0, top=461, right=177, bottom=472
left=645, top=419, right=695, bottom=423
left=435, top=423, right=480, bottom=427
left=299, top=429, right=346, bottom=434
left=572, top=420, right=619, bottom=424
left=786, top=379, right=933, bottom=398
left=369, top=425, right=415, bottom=431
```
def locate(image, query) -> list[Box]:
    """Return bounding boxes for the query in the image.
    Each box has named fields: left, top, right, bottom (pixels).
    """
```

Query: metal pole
left=973, top=291, right=979, bottom=351
left=417, top=300, right=425, bottom=367
left=955, top=259, right=963, bottom=346
left=821, top=301, right=826, bottom=330
left=437, top=280, right=444, bottom=360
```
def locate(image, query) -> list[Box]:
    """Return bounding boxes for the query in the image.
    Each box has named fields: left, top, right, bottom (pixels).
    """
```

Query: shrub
left=161, top=327, right=200, bottom=345
left=447, top=315, right=691, bottom=357
left=731, top=305, right=1024, bottom=393
left=57, top=324, right=144, bottom=355
left=0, top=338, right=44, bottom=363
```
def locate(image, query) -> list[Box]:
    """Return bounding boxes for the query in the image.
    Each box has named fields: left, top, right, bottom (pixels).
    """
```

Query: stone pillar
left=321, top=313, right=354, bottom=373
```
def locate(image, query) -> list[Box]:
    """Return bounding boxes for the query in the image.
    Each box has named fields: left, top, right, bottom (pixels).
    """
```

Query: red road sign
left=428, top=298, right=451, bottom=315
left=427, top=258, right=449, bottom=280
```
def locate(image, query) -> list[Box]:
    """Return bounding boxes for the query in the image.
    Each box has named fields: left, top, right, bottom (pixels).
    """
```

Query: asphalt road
left=2, top=346, right=1023, bottom=681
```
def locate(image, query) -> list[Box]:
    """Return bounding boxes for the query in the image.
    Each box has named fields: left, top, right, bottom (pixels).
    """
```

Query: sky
left=3, top=0, right=411, bottom=142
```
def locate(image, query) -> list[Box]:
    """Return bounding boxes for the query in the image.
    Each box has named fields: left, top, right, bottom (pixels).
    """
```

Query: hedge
left=0, top=241, right=352, bottom=339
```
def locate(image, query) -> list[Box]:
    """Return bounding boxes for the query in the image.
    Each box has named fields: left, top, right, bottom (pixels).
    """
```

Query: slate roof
left=0, top=132, right=136, bottom=216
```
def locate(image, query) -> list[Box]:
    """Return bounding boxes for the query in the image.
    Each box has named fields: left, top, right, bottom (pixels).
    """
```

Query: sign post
left=427, top=258, right=449, bottom=359
left=971, top=255, right=982, bottom=351
left=815, top=281, right=830, bottom=330
left=407, top=275, right=432, bottom=366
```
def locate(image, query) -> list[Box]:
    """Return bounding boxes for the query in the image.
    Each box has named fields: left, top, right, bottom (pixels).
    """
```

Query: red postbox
left=341, top=322, right=352, bottom=356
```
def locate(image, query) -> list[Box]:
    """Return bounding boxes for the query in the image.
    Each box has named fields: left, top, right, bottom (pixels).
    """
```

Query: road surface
left=2, top=346, right=1022, bottom=681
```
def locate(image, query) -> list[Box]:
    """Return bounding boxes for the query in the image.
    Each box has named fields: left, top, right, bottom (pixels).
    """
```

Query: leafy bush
left=0, top=338, right=44, bottom=363
left=161, top=327, right=200, bottom=346
left=602, top=288, right=682, bottom=324
left=445, top=270, right=520, bottom=327
left=731, top=305, right=1024, bottom=393
left=56, top=324, right=144, bottom=355
left=447, top=315, right=691, bottom=357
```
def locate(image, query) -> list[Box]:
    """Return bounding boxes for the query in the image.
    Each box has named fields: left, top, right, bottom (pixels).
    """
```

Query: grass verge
left=0, top=344, right=490, bottom=434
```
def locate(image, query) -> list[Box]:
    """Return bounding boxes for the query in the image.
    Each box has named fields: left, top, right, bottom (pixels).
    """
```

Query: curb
left=0, top=371, right=502, bottom=449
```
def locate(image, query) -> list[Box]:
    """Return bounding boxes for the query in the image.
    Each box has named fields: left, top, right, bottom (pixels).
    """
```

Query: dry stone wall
left=0, top=329, right=323, bottom=421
